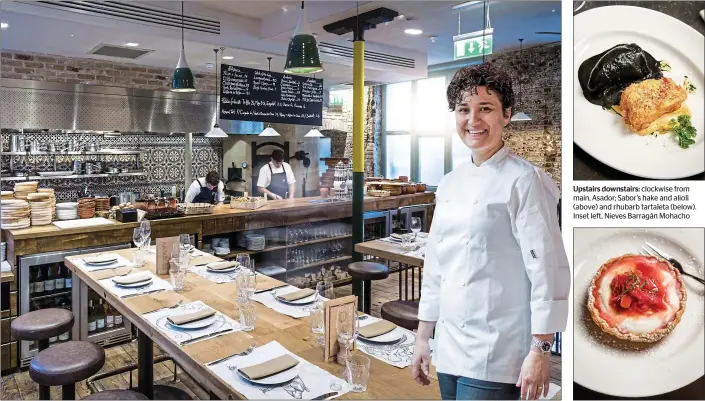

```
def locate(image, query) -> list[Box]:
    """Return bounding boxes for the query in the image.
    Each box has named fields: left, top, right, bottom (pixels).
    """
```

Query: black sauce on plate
left=578, top=43, right=662, bottom=108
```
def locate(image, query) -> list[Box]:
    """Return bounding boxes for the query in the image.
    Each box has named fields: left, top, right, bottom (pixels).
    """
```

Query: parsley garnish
left=671, top=115, right=697, bottom=149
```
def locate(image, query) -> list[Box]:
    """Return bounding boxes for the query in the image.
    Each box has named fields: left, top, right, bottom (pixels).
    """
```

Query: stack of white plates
left=56, top=202, right=78, bottom=220
left=1, top=242, right=6, bottom=261
left=37, top=188, right=56, bottom=221
left=13, top=181, right=38, bottom=200
left=0, top=199, right=30, bottom=229
left=245, top=234, right=266, bottom=251
left=27, top=193, right=53, bottom=226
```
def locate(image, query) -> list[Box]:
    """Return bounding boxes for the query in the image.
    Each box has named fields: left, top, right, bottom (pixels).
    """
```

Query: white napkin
left=355, top=315, right=417, bottom=368
left=143, top=300, right=240, bottom=345
left=207, top=341, right=350, bottom=400
left=98, top=271, right=172, bottom=298
left=251, top=285, right=318, bottom=319
left=72, top=254, right=135, bottom=272
left=188, top=264, right=240, bottom=284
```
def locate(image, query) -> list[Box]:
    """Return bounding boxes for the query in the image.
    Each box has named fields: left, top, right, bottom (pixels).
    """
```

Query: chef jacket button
left=473, top=200, right=478, bottom=204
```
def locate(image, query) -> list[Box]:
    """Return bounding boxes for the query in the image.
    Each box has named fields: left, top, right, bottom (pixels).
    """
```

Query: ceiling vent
left=32, top=1, right=220, bottom=34
left=319, top=42, right=415, bottom=69
left=89, top=44, right=153, bottom=59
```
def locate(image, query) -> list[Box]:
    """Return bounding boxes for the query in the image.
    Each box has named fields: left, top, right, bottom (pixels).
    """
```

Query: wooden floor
left=1, top=268, right=562, bottom=400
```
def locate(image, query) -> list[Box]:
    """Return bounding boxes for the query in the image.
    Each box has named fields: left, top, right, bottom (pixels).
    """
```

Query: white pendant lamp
left=259, top=124, right=280, bottom=137
left=205, top=47, right=228, bottom=138
left=511, top=38, right=532, bottom=122
left=304, top=128, right=324, bottom=137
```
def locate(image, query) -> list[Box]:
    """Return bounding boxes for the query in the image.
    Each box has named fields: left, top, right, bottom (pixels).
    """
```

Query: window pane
left=452, top=133, right=472, bottom=169
left=385, top=135, right=411, bottom=178
left=414, top=77, right=448, bottom=134
left=318, top=138, right=331, bottom=176
left=418, top=137, right=445, bottom=186
left=385, top=82, right=412, bottom=132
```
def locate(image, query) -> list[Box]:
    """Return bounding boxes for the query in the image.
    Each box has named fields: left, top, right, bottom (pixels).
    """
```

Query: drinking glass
left=411, top=217, right=422, bottom=239
left=401, top=234, right=417, bottom=252
left=140, top=219, right=151, bottom=245
left=238, top=302, right=256, bottom=331
left=236, top=269, right=257, bottom=304
left=337, top=309, right=358, bottom=363
left=316, top=280, right=335, bottom=301
left=310, top=302, right=325, bottom=345
left=179, top=234, right=193, bottom=251
left=346, top=354, right=371, bottom=392
left=132, top=228, right=144, bottom=250
left=169, top=259, right=186, bottom=291
left=132, top=249, right=145, bottom=267
left=235, top=254, right=251, bottom=269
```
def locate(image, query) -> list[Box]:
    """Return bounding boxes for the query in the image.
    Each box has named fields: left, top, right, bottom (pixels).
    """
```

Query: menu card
left=156, top=236, right=179, bottom=275
left=323, top=295, right=357, bottom=363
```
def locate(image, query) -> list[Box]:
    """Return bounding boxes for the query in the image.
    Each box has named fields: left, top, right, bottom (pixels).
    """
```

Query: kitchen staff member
left=257, top=149, right=296, bottom=200
left=184, top=171, right=224, bottom=204
left=411, top=63, right=570, bottom=400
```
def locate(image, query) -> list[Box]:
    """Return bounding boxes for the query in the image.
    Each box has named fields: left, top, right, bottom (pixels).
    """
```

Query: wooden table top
left=64, top=248, right=440, bottom=400
left=355, top=239, right=424, bottom=267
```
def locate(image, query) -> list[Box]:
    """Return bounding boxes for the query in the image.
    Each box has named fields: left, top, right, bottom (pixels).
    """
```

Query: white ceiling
left=0, top=0, right=561, bottom=88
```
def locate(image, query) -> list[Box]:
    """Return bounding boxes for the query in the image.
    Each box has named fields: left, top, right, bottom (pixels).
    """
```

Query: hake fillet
left=620, top=78, right=687, bottom=133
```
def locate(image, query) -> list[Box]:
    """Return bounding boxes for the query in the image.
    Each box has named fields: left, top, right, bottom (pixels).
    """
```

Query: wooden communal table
left=64, top=248, right=441, bottom=400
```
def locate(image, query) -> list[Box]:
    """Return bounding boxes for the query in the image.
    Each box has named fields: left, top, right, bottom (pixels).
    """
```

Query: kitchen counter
left=2, top=192, right=435, bottom=263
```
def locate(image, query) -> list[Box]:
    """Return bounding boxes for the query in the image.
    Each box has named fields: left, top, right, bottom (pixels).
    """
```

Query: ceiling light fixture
left=511, top=38, right=532, bottom=122
left=171, top=1, right=196, bottom=92
left=259, top=56, right=281, bottom=137
left=0, top=22, right=8, bottom=29
left=125, top=42, right=139, bottom=47
left=284, top=1, right=323, bottom=74
left=222, top=56, right=234, bottom=60
left=304, top=128, right=324, bottom=138
left=404, top=28, right=423, bottom=35
left=206, top=48, right=228, bottom=138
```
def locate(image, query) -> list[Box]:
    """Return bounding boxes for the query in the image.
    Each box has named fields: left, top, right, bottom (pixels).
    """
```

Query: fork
left=205, top=344, right=256, bottom=366
left=641, top=242, right=705, bottom=284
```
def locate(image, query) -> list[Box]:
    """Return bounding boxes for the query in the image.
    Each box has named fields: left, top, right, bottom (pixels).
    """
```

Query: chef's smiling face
left=455, top=87, right=511, bottom=152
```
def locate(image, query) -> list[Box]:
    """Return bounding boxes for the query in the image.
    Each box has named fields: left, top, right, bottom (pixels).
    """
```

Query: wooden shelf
left=287, top=234, right=352, bottom=248
left=303, top=277, right=352, bottom=289
left=288, top=255, right=352, bottom=273
left=0, top=172, right=146, bottom=182
left=221, top=244, right=288, bottom=258
left=0, top=271, right=14, bottom=284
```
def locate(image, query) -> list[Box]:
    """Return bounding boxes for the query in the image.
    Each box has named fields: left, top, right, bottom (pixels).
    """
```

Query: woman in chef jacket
left=411, top=63, right=570, bottom=400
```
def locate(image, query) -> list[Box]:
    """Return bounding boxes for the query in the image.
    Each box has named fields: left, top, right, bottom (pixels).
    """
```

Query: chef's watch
left=531, top=339, right=553, bottom=355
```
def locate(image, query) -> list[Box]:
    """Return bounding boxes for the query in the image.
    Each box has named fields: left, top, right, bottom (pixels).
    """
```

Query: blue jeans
left=438, top=373, right=521, bottom=400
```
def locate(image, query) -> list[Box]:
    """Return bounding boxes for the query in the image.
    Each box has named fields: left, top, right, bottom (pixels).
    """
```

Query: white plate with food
left=574, top=228, right=704, bottom=397
left=574, top=6, right=704, bottom=179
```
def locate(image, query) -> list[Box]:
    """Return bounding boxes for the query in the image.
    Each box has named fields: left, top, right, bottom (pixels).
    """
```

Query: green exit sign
left=453, top=29, right=493, bottom=60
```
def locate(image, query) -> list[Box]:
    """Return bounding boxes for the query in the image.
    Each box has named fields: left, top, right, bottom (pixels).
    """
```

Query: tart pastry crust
left=587, top=253, right=686, bottom=343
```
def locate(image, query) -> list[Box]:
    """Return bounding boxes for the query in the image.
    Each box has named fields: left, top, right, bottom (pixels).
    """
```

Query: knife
left=254, top=284, right=288, bottom=294
left=312, top=392, right=339, bottom=400
left=181, top=328, right=233, bottom=345
left=122, top=289, right=164, bottom=299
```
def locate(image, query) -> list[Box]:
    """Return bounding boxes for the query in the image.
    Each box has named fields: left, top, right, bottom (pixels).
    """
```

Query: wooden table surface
left=64, top=248, right=441, bottom=400
left=354, top=239, right=424, bottom=267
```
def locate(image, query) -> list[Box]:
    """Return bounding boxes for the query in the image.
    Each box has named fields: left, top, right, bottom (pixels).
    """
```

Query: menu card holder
left=156, top=236, right=179, bottom=275
left=323, top=295, right=357, bottom=364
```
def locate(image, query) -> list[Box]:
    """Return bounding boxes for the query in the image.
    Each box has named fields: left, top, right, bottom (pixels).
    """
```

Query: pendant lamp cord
left=181, top=1, right=185, bottom=50
left=518, top=38, right=523, bottom=109
left=268, top=57, right=272, bottom=72
left=214, top=49, right=220, bottom=118
left=482, top=1, right=487, bottom=63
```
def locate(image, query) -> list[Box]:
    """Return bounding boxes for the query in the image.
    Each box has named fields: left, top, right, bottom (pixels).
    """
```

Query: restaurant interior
left=0, top=1, right=562, bottom=399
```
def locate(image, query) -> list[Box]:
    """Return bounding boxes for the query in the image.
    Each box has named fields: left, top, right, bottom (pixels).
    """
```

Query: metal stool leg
left=352, top=278, right=363, bottom=312
left=62, top=383, right=76, bottom=400
left=37, top=339, right=51, bottom=400
left=411, top=266, right=415, bottom=300
left=362, top=279, right=372, bottom=314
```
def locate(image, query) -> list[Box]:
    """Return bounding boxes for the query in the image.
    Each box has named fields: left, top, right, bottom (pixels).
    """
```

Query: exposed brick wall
left=486, top=43, right=562, bottom=184
left=0, top=50, right=218, bottom=93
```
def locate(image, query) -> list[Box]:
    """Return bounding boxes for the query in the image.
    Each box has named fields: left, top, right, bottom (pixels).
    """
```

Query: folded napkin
left=238, top=354, right=299, bottom=380
left=113, top=272, right=152, bottom=285
left=207, top=261, right=239, bottom=271
left=91, top=266, right=133, bottom=281
left=359, top=320, right=397, bottom=338
left=85, top=253, right=119, bottom=264
left=256, top=279, right=287, bottom=292
left=191, top=255, right=224, bottom=266
left=167, top=308, right=216, bottom=325
left=278, top=288, right=315, bottom=302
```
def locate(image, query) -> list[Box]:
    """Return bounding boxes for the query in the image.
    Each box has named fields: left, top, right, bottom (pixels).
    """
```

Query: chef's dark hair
left=205, top=171, right=220, bottom=186
left=271, top=149, right=285, bottom=163
left=446, top=62, right=515, bottom=113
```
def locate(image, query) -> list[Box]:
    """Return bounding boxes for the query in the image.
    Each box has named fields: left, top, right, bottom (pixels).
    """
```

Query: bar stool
left=347, top=261, right=389, bottom=314
left=83, top=390, right=148, bottom=400
left=30, top=341, right=105, bottom=400
left=381, top=300, right=419, bottom=331
left=11, top=308, right=74, bottom=400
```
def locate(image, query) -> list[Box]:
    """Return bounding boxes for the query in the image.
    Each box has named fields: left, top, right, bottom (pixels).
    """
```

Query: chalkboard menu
left=219, top=64, right=323, bottom=126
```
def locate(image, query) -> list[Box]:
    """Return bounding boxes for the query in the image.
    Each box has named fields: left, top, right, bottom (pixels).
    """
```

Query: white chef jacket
left=256, top=162, right=296, bottom=188
left=418, top=146, right=570, bottom=383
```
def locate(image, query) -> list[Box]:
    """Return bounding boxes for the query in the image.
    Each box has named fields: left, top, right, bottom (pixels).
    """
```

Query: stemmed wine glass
left=337, top=308, right=359, bottom=375
left=132, top=227, right=144, bottom=249
left=140, top=219, right=151, bottom=249
left=411, top=217, right=422, bottom=240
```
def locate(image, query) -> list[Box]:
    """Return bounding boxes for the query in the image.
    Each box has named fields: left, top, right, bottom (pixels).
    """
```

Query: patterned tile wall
left=1, top=133, right=222, bottom=201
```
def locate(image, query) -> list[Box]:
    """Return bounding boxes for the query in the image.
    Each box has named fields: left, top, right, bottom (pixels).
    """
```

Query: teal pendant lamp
left=284, top=1, right=323, bottom=74
left=171, top=1, right=196, bottom=92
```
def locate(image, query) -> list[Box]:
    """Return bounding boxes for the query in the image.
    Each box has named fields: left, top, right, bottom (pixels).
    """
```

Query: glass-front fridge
left=18, top=244, right=132, bottom=367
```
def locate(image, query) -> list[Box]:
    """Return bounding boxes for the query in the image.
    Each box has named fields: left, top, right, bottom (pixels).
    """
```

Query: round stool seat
left=381, top=300, right=420, bottom=331
left=30, top=341, right=105, bottom=386
left=11, top=308, right=74, bottom=341
left=347, top=262, right=389, bottom=280
left=84, top=390, right=148, bottom=400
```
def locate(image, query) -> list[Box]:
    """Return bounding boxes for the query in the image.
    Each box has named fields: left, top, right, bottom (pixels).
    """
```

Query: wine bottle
left=54, top=264, right=65, bottom=292
left=65, top=268, right=73, bottom=290
left=87, top=299, right=96, bottom=334
left=114, top=306, right=123, bottom=328
left=57, top=296, right=70, bottom=341
left=48, top=299, right=58, bottom=345
left=44, top=264, right=55, bottom=294
left=106, top=302, right=114, bottom=330
left=28, top=266, right=35, bottom=296
left=34, top=265, right=45, bottom=295
left=96, top=298, right=106, bottom=332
